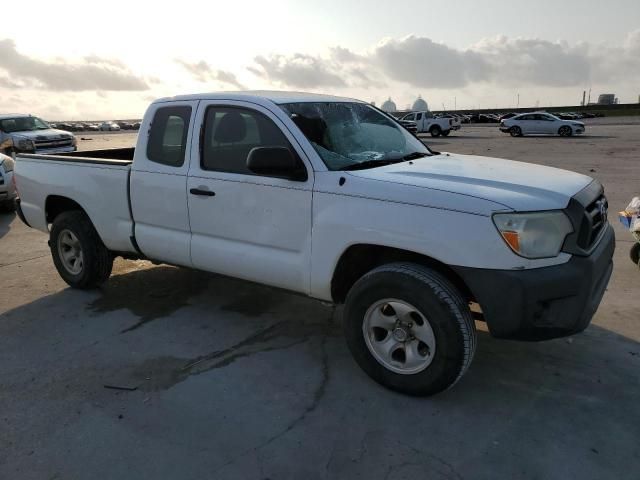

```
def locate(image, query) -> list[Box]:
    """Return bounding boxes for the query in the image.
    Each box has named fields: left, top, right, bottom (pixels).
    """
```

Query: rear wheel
left=558, top=125, right=573, bottom=137
left=50, top=211, right=113, bottom=289
left=429, top=125, right=442, bottom=137
left=509, top=126, right=522, bottom=137
left=343, top=262, right=476, bottom=396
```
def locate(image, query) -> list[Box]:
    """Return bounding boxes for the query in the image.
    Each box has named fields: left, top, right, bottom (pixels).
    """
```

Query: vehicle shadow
left=0, top=211, right=15, bottom=239
left=1, top=263, right=639, bottom=478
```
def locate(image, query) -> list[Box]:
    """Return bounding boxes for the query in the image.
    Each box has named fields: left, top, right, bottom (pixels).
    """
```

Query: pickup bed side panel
left=16, top=158, right=135, bottom=253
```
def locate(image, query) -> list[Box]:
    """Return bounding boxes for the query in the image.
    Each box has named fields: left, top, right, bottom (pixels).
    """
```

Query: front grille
left=576, top=195, right=608, bottom=250
left=35, top=138, right=73, bottom=149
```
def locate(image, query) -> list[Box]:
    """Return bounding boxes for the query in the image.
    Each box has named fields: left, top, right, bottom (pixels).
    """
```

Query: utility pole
left=587, top=88, right=591, bottom=105
left=454, top=97, right=457, bottom=111
left=517, top=93, right=520, bottom=109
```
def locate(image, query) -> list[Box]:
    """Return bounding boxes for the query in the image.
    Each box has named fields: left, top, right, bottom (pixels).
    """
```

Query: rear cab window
left=147, top=106, right=192, bottom=167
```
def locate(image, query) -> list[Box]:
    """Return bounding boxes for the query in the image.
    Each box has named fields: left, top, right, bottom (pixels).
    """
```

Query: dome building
left=381, top=98, right=397, bottom=112
left=412, top=95, right=429, bottom=111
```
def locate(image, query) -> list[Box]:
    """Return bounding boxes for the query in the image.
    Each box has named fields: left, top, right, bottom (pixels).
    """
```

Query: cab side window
left=201, top=106, right=299, bottom=176
left=147, top=106, right=192, bottom=167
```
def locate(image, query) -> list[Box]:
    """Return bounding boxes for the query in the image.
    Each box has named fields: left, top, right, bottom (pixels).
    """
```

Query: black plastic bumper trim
left=453, top=224, right=615, bottom=341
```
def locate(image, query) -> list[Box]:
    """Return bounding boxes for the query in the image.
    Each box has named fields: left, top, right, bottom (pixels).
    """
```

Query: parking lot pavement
left=1, top=124, right=639, bottom=479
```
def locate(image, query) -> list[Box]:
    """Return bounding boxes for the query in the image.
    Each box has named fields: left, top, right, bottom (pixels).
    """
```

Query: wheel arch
left=330, top=243, right=474, bottom=304
left=45, top=195, right=88, bottom=224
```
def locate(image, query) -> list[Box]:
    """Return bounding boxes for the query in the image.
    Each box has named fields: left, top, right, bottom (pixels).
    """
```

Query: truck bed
left=15, top=148, right=136, bottom=254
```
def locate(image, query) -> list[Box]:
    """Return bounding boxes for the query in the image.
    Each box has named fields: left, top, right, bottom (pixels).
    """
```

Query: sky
left=0, top=0, right=639, bottom=119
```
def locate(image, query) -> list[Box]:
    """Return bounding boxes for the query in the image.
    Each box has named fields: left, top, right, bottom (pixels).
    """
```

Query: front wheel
left=50, top=211, right=114, bottom=289
left=343, top=263, right=476, bottom=396
left=429, top=126, right=442, bottom=137
left=509, top=126, right=522, bottom=137
left=558, top=125, right=573, bottom=137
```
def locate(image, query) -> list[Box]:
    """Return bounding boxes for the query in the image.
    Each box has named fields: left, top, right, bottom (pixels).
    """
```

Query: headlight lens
left=493, top=211, right=573, bottom=259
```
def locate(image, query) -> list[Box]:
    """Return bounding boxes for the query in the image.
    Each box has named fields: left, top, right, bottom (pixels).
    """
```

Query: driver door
left=187, top=101, right=314, bottom=294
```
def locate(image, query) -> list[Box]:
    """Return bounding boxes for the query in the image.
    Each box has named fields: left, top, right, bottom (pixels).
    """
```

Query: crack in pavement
left=207, top=308, right=336, bottom=475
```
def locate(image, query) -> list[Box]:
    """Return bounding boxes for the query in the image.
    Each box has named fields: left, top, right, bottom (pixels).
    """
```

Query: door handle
left=190, top=188, right=216, bottom=197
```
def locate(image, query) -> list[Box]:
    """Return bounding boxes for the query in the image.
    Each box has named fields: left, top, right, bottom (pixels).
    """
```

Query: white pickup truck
left=15, top=92, right=614, bottom=396
left=399, top=110, right=459, bottom=136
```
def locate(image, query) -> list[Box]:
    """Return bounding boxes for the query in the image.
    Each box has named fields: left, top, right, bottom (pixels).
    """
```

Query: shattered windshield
left=0, top=116, right=50, bottom=133
left=280, top=102, right=432, bottom=170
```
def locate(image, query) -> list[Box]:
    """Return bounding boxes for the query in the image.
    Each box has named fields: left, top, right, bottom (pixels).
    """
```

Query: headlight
left=17, top=139, right=35, bottom=151
left=493, top=211, right=573, bottom=259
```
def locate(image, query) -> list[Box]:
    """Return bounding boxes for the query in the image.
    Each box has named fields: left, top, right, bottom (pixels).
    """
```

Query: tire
left=631, top=243, right=640, bottom=266
left=441, top=130, right=451, bottom=137
left=509, top=126, right=522, bottom=137
left=429, top=126, right=442, bottom=137
left=558, top=125, right=573, bottom=137
left=50, top=210, right=113, bottom=289
left=343, top=262, right=476, bottom=396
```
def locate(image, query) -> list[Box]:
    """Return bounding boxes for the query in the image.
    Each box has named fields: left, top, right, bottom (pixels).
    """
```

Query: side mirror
left=246, top=146, right=307, bottom=181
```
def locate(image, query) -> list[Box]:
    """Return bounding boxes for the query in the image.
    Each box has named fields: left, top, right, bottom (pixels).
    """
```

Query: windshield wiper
left=339, top=159, right=404, bottom=171
left=402, top=151, right=430, bottom=160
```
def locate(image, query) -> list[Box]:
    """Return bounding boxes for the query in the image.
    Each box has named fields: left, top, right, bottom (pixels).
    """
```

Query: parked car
left=499, top=112, right=518, bottom=121
left=99, top=122, right=121, bottom=131
left=0, top=114, right=77, bottom=156
left=131, top=122, right=141, bottom=130
left=400, top=111, right=458, bottom=136
left=0, top=153, right=16, bottom=211
left=87, top=124, right=100, bottom=132
left=500, top=112, right=585, bottom=137
left=14, top=91, right=614, bottom=396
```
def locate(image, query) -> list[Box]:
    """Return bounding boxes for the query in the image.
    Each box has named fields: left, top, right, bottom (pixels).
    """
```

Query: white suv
left=500, top=112, right=585, bottom=137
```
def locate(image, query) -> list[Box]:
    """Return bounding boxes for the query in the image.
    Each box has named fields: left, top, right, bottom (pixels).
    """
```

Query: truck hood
left=10, top=129, right=74, bottom=140
left=347, top=153, right=593, bottom=212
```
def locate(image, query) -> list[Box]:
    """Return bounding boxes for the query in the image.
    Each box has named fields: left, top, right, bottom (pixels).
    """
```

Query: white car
left=0, top=153, right=16, bottom=211
left=99, top=122, right=121, bottom=132
left=14, top=91, right=614, bottom=396
left=500, top=112, right=585, bottom=137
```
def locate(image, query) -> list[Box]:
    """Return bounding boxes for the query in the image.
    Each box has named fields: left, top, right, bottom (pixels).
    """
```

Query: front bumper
left=453, top=224, right=615, bottom=340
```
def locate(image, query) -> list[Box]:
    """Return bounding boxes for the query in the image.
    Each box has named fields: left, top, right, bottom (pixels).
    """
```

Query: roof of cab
left=152, top=90, right=362, bottom=105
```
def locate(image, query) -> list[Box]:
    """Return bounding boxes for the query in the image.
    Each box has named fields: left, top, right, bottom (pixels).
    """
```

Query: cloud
left=175, top=59, right=246, bottom=89
left=0, top=39, right=148, bottom=91
left=374, top=36, right=489, bottom=88
left=470, top=36, right=590, bottom=87
left=248, top=32, right=640, bottom=92
left=252, top=54, right=347, bottom=88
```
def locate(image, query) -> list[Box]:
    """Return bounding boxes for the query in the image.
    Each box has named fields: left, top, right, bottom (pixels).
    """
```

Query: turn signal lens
left=501, top=231, right=520, bottom=252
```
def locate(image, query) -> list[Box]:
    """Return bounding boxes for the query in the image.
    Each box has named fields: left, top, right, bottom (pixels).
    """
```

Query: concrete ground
left=1, top=122, right=639, bottom=479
